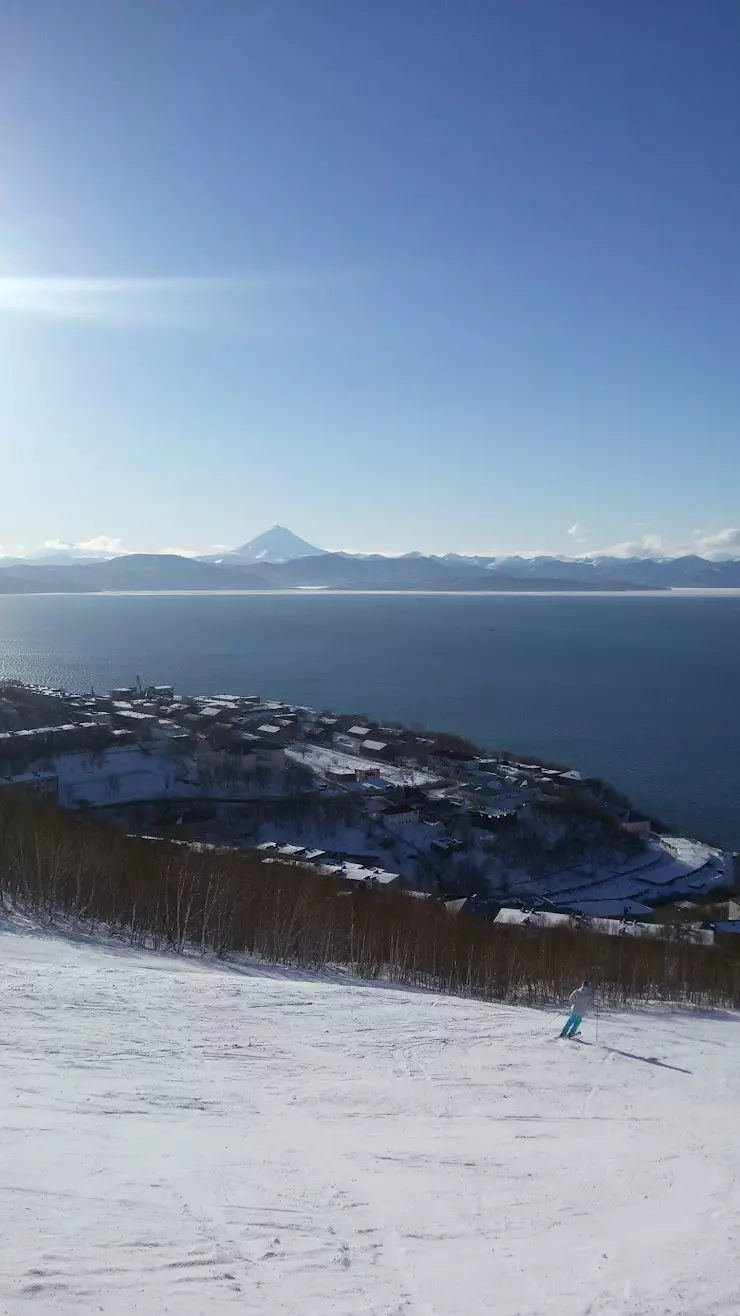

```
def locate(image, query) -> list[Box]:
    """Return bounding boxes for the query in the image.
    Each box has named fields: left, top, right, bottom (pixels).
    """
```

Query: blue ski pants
left=560, top=1013, right=583, bottom=1037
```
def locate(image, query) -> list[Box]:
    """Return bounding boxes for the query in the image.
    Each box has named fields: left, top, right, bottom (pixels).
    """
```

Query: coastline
left=1, top=679, right=736, bottom=922
left=4, top=586, right=740, bottom=598
left=1, top=591, right=739, bottom=852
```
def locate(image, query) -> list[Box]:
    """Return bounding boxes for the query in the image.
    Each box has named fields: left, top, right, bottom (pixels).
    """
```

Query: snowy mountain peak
left=227, top=525, right=326, bottom=564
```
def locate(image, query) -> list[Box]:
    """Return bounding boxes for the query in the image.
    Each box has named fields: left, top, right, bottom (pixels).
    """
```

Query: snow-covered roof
left=0, top=721, right=99, bottom=742
left=444, top=898, right=469, bottom=914
left=341, top=864, right=399, bottom=886
left=558, top=899, right=653, bottom=917
left=495, top=909, right=574, bottom=929
left=0, top=770, right=58, bottom=786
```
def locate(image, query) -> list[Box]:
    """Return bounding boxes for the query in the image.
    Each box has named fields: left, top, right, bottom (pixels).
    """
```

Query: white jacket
left=569, top=985, right=594, bottom=1016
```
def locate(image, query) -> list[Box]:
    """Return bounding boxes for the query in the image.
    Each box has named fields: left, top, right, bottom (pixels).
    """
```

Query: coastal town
left=0, top=678, right=736, bottom=945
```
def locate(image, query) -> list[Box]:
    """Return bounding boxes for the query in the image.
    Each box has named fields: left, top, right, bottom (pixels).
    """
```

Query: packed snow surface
left=2, top=920, right=740, bottom=1315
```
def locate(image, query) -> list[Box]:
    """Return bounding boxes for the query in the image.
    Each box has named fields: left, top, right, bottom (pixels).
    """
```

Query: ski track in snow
left=2, top=918, right=740, bottom=1315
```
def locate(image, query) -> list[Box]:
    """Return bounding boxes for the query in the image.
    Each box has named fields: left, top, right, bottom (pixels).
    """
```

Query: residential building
left=0, top=722, right=108, bottom=767
left=431, top=837, right=464, bottom=855
left=364, top=795, right=390, bottom=815
left=340, top=863, right=400, bottom=888
left=341, top=725, right=372, bottom=750
left=256, top=723, right=289, bottom=744
left=383, top=805, right=419, bottom=830
left=112, top=710, right=156, bottom=738
left=252, top=739, right=286, bottom=769
left=0, top=771, right=59, bottom=802
left=361, top=739, right=396, bottom=761
left=443, top=897, right=472, bottom=915
left=619, top=810, right=652, bottom=838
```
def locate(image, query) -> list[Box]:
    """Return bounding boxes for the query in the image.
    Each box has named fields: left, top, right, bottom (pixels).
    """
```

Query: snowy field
left=3, top=920, right=740, bottom=1315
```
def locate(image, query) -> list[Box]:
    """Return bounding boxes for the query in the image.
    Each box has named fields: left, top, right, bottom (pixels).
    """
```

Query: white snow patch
left=288, top=742, right=439, bottom=787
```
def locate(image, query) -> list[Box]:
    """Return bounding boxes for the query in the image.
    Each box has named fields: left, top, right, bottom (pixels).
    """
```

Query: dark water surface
left=0, top=590, right=738, bottom=849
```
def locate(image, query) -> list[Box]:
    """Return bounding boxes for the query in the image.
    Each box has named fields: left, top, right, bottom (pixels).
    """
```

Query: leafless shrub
left=2, top=797, right=739, bottom=1008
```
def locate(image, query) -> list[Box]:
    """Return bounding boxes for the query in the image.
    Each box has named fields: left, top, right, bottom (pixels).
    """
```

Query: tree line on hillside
left=1, top=797, right=739, bottom=1008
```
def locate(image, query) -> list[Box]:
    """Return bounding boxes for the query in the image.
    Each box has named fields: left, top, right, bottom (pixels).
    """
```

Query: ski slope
left=2, top=918, right=740, bottom=1315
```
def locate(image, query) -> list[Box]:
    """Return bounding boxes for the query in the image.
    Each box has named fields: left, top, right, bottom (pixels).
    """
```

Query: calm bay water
left=0, top=590, right=738, bottom=850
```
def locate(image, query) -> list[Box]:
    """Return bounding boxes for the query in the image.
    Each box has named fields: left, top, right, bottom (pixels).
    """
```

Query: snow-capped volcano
left=222, top=525, right=327, bottom=564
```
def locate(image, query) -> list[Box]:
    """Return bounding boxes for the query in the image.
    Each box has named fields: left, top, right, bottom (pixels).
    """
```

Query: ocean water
left=0, top=590, right=738, bottom=850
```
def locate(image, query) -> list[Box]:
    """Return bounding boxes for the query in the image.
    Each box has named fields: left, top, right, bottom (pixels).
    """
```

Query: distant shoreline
left=3, top=586, right=740, bottom=599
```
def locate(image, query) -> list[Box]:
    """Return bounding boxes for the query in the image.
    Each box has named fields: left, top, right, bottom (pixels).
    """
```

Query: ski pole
left=596, top=1000, right=600, bottom=1044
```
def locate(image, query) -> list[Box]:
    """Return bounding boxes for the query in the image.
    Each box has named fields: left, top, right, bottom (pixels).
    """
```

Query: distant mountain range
left=1, top=526, right=739, bottom=593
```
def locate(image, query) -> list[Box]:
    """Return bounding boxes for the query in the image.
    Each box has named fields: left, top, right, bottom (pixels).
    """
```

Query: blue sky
left=1, top=0, right=739, bottom=559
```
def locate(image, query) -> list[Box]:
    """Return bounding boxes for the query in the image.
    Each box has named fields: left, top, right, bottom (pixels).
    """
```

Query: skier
left=559, top=979, right=595, bottom=1039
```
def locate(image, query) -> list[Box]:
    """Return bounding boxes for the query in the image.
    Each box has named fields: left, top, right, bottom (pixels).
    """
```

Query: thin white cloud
left=0, top=272, right=352, bottom=336
left=43, top=535, right=124, bottom=556
left=584, top=533, right=665, bottom=559
left=12, top=536, right=225, bottom=560
left=566, top=522, right=590, bottom=546
left=695, top=527, right=740, bottom=558
left=581, top=528, right=740, bottom=561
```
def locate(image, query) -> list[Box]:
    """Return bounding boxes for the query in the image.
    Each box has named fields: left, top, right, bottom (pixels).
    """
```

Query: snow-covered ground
left=3, top=920, right=740, bottom=1316
left=288, top=742, right=439, bottom=787
left=507, top=835, right=734, bottom=909
left=55, top=745, right=178, bottom=806
left=51, top=745, right=292, bottom=808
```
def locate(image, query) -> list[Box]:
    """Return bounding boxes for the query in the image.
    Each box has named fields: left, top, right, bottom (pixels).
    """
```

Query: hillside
left=0, top=551, right=641, bottom=594
left=3, top=917, right=740, bottom=1315
left=0, top=555, right=270, bottom=594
